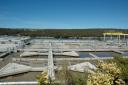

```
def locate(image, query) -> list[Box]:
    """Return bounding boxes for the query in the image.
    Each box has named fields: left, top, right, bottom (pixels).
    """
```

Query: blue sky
left=0, top=0, right=128, bottom=29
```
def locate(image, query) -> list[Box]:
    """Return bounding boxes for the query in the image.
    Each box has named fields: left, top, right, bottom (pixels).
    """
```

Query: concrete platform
left=20, top=52, right=48, bottom=57
left=62, top=51, right=79, bottom=56
left=0, top=63, right=31, bottom=78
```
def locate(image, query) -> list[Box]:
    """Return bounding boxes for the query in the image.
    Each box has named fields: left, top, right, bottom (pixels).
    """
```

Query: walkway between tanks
left=48, top=43, right=55, bottom=80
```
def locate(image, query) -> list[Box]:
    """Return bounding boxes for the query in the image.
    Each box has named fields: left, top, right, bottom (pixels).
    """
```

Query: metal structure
left=103, top=32, right=128, bottom=41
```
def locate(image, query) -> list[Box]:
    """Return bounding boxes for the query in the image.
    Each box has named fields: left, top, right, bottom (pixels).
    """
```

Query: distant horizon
left=0, top=0, right=128, bottom=29
left=0, top=27, right=128, bottom=30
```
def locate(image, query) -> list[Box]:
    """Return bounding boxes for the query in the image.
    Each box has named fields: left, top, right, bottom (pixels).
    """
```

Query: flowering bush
left=87, top=61, right=125, bottom=85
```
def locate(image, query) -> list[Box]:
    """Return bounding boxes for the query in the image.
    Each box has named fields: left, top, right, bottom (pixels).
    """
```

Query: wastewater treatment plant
left=0, top=30, right=128, bottom=84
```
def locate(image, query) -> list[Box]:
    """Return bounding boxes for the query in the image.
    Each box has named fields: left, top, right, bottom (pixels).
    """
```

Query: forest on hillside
left=0, top=28, right=128, bottom=38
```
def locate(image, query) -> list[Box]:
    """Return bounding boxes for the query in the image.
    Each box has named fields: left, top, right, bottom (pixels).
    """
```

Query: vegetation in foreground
left=37, top=56, right=128, bottom=85
left=87, top=61, right=125, bottom=85
left=113, top=56, right=128, bottom=84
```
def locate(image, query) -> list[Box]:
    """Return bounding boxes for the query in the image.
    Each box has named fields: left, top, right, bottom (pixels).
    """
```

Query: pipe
left=0, top=81, right=37, bottom=85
